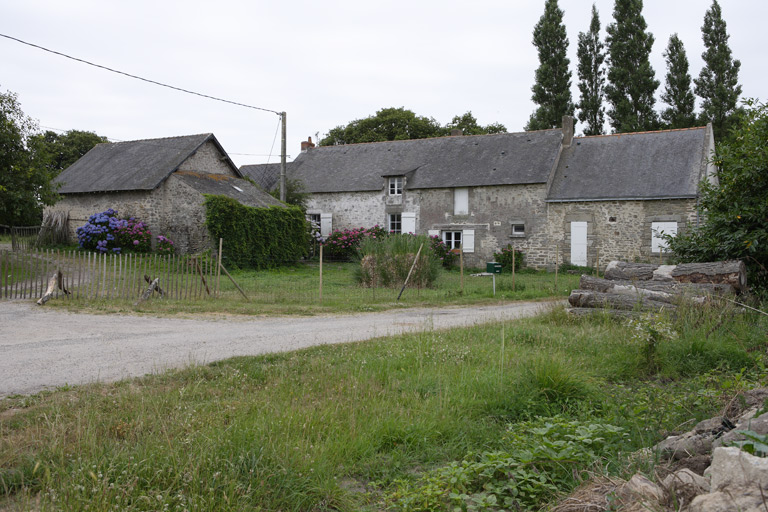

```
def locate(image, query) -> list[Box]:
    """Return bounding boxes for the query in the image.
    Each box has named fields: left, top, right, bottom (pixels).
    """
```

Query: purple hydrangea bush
left=76, top=209, right=159, bottom=254
left=156, top=235, right=175, bottom=255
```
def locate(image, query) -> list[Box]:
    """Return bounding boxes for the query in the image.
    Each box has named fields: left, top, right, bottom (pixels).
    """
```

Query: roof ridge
left=108, top=133, right=213, bottom=145
left=576, top=126, right=707, bottom=140
left=314, top=129, right=560, bottom=149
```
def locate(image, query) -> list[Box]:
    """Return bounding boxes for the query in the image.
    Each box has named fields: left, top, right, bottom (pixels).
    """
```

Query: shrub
left=204, top=195, right=309, bottom=269
left=494, top=244, right=524, bottom=271
left=76, top=209, right=152, bottom=254
left=429, top=235, right=456, bottom=267
left=322, top=225, right=387, bottom=261
left=156, top=235, right=175, bottom=255
left=355, top=234, right=442, bottom=288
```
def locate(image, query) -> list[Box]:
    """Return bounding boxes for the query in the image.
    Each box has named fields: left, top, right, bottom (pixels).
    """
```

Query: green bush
left=355, top=234, right=442, bottom=288
left=204, top=195, right=309, bottom=269
left=494, top=244, right=524, bottom=271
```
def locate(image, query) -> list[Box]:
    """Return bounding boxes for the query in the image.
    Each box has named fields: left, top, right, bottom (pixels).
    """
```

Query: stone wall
left=545, top=198, right=699, bottom=270
left=306, top=187, right=420, bottom=232
left=177, top=141, right=234, bottom=175
left=419, top=184, right=550, bottom=267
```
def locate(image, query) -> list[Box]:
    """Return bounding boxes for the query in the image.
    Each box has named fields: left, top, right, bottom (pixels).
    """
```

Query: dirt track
left=0, top=300, right=555, bottom=397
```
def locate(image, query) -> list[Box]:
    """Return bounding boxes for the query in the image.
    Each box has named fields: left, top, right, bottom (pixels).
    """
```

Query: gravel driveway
left=0, top=300, right=555, bottom=397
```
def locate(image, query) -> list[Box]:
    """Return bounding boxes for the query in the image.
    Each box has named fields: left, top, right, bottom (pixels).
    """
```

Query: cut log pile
left=567, top=260, right=746, bottom=317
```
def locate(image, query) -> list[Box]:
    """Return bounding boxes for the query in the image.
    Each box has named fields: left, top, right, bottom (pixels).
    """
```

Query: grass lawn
left=49, top=262, right=582, bottom=316
left=1, top=302, right=766, bottom=511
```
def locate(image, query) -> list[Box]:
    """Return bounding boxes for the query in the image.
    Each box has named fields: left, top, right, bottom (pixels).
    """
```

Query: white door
left=570, top=222, right=588, bottom=266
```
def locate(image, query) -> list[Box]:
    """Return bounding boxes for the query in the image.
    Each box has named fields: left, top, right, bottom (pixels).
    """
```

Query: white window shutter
left=651, top=222, right=678, bottom=252
left=401, top=212, right=416, bottom=234
left=320, top=213, right=333, bottom=237
left=462, top=229, right=475, bottom=253
left=454, top=188, right=469, bottom=215
left=427, top=229, right=439, bottom=237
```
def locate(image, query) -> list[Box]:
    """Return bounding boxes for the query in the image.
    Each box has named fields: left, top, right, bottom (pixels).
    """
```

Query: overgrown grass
left=49, top=262, right=580, bottom=316
left=1, top=301, right=766, bottom=510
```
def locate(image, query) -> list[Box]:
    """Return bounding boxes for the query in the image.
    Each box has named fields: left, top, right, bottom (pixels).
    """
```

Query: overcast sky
left=2, top=1, right=763, bottom=167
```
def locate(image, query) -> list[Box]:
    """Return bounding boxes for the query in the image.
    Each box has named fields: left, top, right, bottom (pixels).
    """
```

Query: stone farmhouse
left=50, top=133, right=283, bottom=253
left=276, top=117, right=716, bottom=268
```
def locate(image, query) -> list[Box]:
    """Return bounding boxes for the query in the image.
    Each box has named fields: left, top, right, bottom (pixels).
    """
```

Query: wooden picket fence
left=0, top=249, right=221, bottom=302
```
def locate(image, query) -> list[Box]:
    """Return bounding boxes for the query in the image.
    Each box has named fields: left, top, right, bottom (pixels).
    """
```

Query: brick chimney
left=300, top=136, right=315, bottom=152
left=562, top=115, right=574, bottom=147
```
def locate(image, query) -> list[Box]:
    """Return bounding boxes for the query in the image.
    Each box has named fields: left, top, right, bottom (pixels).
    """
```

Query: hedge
left=204, top=195, right=309, bottom=269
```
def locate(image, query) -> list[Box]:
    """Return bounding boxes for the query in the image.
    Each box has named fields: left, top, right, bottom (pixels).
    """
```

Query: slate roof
left=547, top=127, right=711, bottom=201
left=55, top=134, right=241, bottom=194
left=239, top=162, right=286, bottom=192
left=173, top=171, right=283, bottom=208
left=286, top=130, right=563, bottom=193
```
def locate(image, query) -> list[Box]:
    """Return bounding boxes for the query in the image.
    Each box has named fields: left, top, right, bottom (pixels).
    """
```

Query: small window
left=308, top=213, right=321, bottom=226
left=389, top=213, right=402, bottom=234
left=443, top=231, right=462, bottom=250
left=651, top=221, right=678, bottom=252
left=511, top=224, right=525, bottom=237
left=389, top=177, right=403, bottom=196
left=454, top=188, right=468, bottom=215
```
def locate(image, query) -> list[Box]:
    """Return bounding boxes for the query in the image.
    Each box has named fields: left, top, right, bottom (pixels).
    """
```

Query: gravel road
left=0, top=300, right=555, bottom=397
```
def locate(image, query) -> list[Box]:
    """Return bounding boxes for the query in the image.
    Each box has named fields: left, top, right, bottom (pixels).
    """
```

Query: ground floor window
left=443, top=231, right=462, bottom=250
left=307, top=213, right=321, bottom=226
left=389, top=213, right=402, bottom=234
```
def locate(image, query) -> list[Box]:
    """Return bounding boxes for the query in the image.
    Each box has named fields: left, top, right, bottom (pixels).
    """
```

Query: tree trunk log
left=578, top=275, right=729, bottom=299
left=37, top=270, right=70, bottom=305
left=568, top=289, right=676, bottom=312
left=604, top=260, right=746, bottom=291
left=134, top=278, right=160, bottom=306
left=567, top=307, right=643, bottom=319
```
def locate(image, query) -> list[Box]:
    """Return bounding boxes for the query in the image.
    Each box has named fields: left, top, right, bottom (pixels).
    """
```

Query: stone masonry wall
left=419, top=184, right=550, bottom=268
left=545, top=198, right=698, bottom=270
left=49, top=191, right=162, bottom=243
left=177, top=141, right=235, bottom=175
left=306, top=187, right=420, bottom=232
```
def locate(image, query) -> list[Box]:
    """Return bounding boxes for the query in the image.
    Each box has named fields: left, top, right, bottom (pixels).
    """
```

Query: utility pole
left=280, top=111, right=287, bottom=202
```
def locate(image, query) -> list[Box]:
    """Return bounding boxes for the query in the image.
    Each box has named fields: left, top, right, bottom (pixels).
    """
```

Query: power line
left=0, top=33, right=282, bottom=116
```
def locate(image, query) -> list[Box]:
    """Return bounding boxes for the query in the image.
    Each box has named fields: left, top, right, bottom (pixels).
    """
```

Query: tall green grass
left=2, top=302, right=765, bottom=510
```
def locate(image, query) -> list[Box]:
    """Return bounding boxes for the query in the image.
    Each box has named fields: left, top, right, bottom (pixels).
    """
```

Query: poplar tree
left=525, top=0, right=574, bottom=131
left=694, top=0, right=741, bottom=140
left=660, top=34, right=697, bottom=129
left=576, top=4, right=605, bottom=136
left=604, top=0, right=659, bottom=133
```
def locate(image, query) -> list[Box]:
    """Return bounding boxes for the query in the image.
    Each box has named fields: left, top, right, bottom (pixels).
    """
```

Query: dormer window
left=389, top=177, right=403, bottom=196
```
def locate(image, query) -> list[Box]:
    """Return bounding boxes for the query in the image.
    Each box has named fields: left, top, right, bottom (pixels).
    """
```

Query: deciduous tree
left=319, top=107, right=443, bottom=146
left=525, top=0, right=574, bottom=131
left=445, top=112, right=506, bottom=135
left=660, top=34, right=697, bottom=129
left=576, top=4, right=606, bottom=136
left=666, top=100, right=768, bottom=291
left=28, top=129, right=108, bottom=178
left=604, top=0, right=659, bottom=133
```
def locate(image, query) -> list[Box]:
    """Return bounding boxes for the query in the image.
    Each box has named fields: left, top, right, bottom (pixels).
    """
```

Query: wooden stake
left=319, top=243, right=323, bottom=302
left=512, top=248, right=516, bottom=292
left=554, top=244, right=559, bottom=291
left=219, top=263, right=249, bottom=301
left=397, top=243, right=424, bottom=301
left=194, top=258, right=211, bottom=295
left=460, top=248, right=464, bottom=294
left=37, top=270, right=71, bottom=305
left=134, top=277, right=160, bottom=306
left=217, top=238, right=223, bottom=298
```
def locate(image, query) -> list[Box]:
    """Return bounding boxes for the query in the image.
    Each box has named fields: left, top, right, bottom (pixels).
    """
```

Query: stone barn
left=49, top=133, right=283, bottom=253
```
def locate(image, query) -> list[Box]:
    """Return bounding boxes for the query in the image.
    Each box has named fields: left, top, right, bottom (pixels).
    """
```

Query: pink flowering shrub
left=156, top=235, right=175, bottom=255
left=323, top=225, right=388, bottom=260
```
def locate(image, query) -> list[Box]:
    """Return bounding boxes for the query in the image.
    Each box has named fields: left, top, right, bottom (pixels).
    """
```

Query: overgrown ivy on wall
left=204, top=195, right=309, bottom=269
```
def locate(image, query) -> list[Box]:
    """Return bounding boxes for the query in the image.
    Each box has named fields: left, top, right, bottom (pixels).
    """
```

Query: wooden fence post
left=512, top=248, right=516, bottom=292
left=217, top=238, right=223, bottom=298
left=319, top=243, right=323, bottom=302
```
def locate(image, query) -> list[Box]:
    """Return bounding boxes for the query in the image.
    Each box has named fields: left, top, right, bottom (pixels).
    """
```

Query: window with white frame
left=454, top=188, right=469, bottom=215
left=511, top=224, right=525, bottom=237
left=651, top=221, right=678, bottom=252
left=308, top=213, right=321, bottom=226
left=443, top=231, right=462, bottom=250
left=389, top=213, right=402, bottom=233
left=389, top=177, right=403, bottom=196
